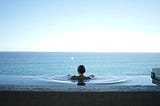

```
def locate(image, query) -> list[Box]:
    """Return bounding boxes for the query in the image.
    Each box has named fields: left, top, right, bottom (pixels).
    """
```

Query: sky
left=0, top=0, right=160, bottom=52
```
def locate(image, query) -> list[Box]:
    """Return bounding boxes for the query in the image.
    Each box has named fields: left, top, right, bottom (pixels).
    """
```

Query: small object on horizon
left=71, top=57, right=74, bottom=60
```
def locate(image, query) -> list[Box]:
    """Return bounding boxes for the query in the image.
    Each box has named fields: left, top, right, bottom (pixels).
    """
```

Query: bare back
left=71, top=75, right=91, bottom=80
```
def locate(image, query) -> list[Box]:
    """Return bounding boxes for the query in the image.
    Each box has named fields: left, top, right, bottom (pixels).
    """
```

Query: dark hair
left=77, top=65, right=85, bottom=74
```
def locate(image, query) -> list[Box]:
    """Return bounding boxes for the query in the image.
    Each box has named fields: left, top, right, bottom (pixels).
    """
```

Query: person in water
left=71, top=65, right=94, bottom=85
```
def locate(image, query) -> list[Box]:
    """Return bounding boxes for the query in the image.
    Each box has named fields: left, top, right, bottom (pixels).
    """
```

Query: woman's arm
left=71, top=75, right=78, bottom=80
left=85, top=75, right=94, bottom=80
left=88, top=75, right=94, bottom=78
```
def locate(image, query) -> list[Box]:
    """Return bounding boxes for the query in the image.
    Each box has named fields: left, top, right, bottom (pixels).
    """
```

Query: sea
left=0, top=52, right=160, bottom=86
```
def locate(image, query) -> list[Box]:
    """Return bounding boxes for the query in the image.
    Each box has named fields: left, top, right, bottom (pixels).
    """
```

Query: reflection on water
left=77, top=79, right=86, bottom=86
left=52, top=75, right=127, bottom=85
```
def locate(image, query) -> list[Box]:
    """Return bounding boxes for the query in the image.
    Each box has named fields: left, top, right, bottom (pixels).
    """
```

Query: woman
left=71, top=65, right=94, bottom=85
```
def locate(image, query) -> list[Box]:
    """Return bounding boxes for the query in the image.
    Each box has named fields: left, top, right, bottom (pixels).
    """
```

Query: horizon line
left=0, top=50, right=160, bottom=53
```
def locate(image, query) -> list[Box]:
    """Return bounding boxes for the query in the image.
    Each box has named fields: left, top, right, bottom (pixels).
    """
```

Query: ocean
left=0, top=52, right=160, bottom=85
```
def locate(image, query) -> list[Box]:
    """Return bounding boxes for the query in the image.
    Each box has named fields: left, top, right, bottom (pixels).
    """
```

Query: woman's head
left=77, top=65, right=85, bottom=74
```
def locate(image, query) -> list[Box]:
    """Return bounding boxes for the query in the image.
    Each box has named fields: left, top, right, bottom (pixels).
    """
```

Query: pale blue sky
left=0, top=0, right=160, bottom=52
